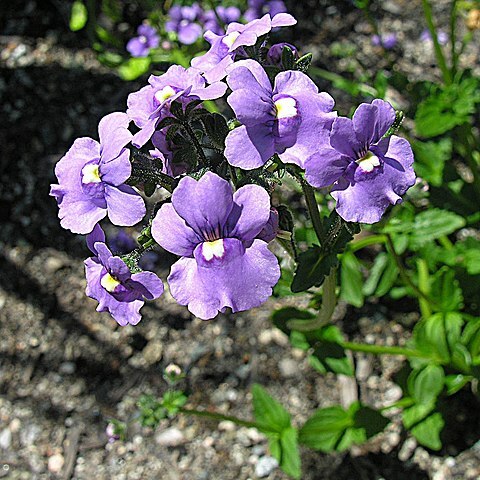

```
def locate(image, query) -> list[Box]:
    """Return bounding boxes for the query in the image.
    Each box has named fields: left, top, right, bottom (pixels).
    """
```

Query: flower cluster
left=52, top=12, right=415, bottom=327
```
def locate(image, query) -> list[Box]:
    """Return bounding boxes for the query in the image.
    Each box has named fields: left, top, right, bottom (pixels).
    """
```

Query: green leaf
left=252, top=384, right=291, bottom=433
left=118, top=57, right=151, bottom=81
left=299, top=406, right=352, bottom=451
left=280, top=427, right=302, bottom=479
left=291, top=246, right=337, bottom=293
left=340, top=251, right=364, bottom=307
left=430, top=267, right=463, bottom=312
left=294, top=53, right=313, bottom=73
left=281, top=45, right=296, bottom=70
left=415, top=78, right=480, bottom=138
left=70, top=0, right=88, bottom=31
left=271, top=307, right=315, bottom=335
left=410, top=412, right=445, bottom=450
left=201, top=113, right=229, bottom=149
left=409, top=209, right=466, bottom=249
left=461, top=317, right=480, bottom=358
left=299, top=403, right=388, bottom=452
left=411, top=138, right=452, bottom=187
left=402, top=401, right=436, bottom=429
left=444, top=374, right=470, bottom=395
left=411, top=365, right=445, bottom=404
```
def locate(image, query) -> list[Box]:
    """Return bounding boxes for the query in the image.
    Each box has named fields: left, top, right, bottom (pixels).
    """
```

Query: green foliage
left=412, top=138, right=452, bottom=187
left=340, top=251, right=364, bottom=307
left=299, top=402, right=389, bottom=452
left=70, top=0, right=88, bottom=31
left=402, top=403, right=444, bottom=450
left=291, top=246, right=337, bottom=292
left=137, top=391, right=187, bottom=428
left=118, top=57, right=151, bottom=81
left=252, top=385, right=301, bottom=479
left=415, top=77, right=480, bottom=138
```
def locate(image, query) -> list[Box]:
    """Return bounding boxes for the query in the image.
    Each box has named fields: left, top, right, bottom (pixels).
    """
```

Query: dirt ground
left=1, top=1, right=479, bottom=479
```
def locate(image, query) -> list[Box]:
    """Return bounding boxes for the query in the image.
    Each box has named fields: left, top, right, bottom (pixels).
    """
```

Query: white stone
left=155, top=427, right=185, bottom=447
left=0, top=428, right=12, bottom=449
left=48, top=454, right=65, bottom=474
left=255, top=456, right=279, bottom=478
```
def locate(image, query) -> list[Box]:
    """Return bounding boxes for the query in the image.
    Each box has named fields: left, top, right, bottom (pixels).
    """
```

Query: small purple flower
left=126, top=24, right=160, bottom=57
left=267, top=42, right=298, bottom=67
left=151, top=173, right=280, bottom=320
left=304, top=99, right=416, bottom=224
left=166, top=3, right=203, bottom=45
left=85, top=225, right=164, bottom=326
left=371, top=33, right=397, bottom=50
left=224, top=60, right=336, bottom=169
left=257, top=207, right=279, bottom=242
left=106, top=423, right=120, bottom=443
left=245, top=0, right=288, bottom=22
left=190, top=13, right=296, bottom=83
left=420, top=29, right=448, bottom=45
left=127, top=65, right=227, bottom=147
left=50, top=112, right=146, bottom=234
left=202, top=6, right=242, bottom=35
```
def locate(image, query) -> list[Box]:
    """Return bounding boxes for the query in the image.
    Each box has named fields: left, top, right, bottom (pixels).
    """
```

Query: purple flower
left=50, top=112, right=146, bottom=234
left=126, top=24, right=160, bottom=57
left=85, top=225, right=164, bottom=326
left=224, top=60, right=336, bottom=169
left=371, top=33, right=397, bottom=50
left=304, top=99, right=416, bottom=224
left=267, top=42, right=298, bottom=67
left=151, top=173, right=280, bottom=319
left=257, top=207, right=279, bottom=242
left=420, top=29, right=448, bottom=45
left=150, top=129, right=189, bottom=177
left=166, top=3, right=203, bottom=45
left=190, top=13, right=296, bottom=83
left=245, top=0, right=288, bottom=22
left=202, top=6, right=242, bottom=35
left=127, top=65, right=227, bottom=147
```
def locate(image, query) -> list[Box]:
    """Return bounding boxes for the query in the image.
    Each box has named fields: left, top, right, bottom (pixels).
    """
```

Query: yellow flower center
left=357, top=151, right=380, bottom=173
left=222, top=31, right=241, bottom=48
left=100, top=273, right=121, bottom=293
left=154, top=85, right=176, bottom=104
left=274, top=97, right=297, bottom=119
left=202, top=239, right=225, bottom=261
left=81, top=164, right=101, bottom=184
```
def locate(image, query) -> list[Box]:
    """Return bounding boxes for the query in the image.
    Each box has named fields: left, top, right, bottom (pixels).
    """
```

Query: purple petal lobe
left=130, top=271, right=164, bottom=299
left=352, top=100, right=395, bottom=148
left=330, top=117, right=363, bottom=158
left=100, top=149, right=131, bottom=186
left=304, top=149, right=351, bottom=188
left=225, top=125, right=275, bottom=169
left=86, top=224, right=106, bottom=254
left=98, top=112, right=132, bottom=162
left=151, top=203, right=201, bottom=257
left=105, top=184, right=146, bottom=226
left=167, top=239, right=280, bottom=319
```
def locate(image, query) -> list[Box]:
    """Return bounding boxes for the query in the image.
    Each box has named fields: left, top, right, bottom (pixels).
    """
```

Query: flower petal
left=105, top=184, right=146, bottom=226
left=100, top=149, right=131, bottom=186
left=352, top=99, right=395, bottom=148
left=98, top=112, right=132, bottom=162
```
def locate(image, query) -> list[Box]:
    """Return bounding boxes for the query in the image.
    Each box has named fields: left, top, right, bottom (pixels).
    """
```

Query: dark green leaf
left=281, top=45, right=296, bottom=70
left=410, top=412, right=445, bottom=450
left=170, top=100, right=185, bottom=120
left=202, top=113, right=229, bottom=149
left=295, top=53, right=313, bottom=73
left=430, top=267, right=463, bottom=312
left=271, top=307, right=315, bottom=335
left=291, top=246, right=337, bottom=293
left=411, top=365, right=445, bottom=404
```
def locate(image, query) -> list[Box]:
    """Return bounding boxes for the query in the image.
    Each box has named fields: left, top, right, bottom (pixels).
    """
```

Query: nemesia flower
left=50, top=112, right=145, bottom=234
left=126, top=24, right=160, bottom=57
left=371, top=33, right=397, bottom=50
left=127, top=65, right=227, bottom=147
left=166, top=3, right=203, bottom=45
left=202, top=6, right=242, bottom=35
left=190, top=13, right=296, bottom=83
left=224, top=60, right=336, bottom=169
left=304, top=99, right=416, bottom=224
left=151, top=172, right=280, bottom=319
left=245, top=0, right=288, bottom=22
left=85, top=225, right=164, bottom=326
left=267, top=42, right=298, bottom=67
left=257, top=207, right=279, bottom=243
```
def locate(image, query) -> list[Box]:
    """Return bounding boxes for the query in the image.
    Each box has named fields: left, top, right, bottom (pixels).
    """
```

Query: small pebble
left=48, top=453, right=64, bottom=474
left=279, top=358, right=297, bottom=378
left=255, top=456, right=279, bottom=478
left=0, top=429, right=12, bottom=449
left=155, top=427, right=185, bottom=447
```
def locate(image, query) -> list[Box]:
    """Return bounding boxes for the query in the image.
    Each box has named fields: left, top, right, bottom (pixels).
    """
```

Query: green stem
left=417, top=258, right=432, bottom=319
left=385, top=233, right=436, bottom=307
left=421, top=0, right=452, bottom=85
left=449, top=0, right=459, bottom=76
left=341, top=341, right=430, bottom=358
left=288, top=269, right=337, bottom=331
left=460, top=125, right=480, bottom=201
left=349, top=234, right=387, bottom=252
left=182, top=121, right=208, bottom=166
left=179, top=407, right=276, bottom=433
left=300, top=177, right=325, bottom=246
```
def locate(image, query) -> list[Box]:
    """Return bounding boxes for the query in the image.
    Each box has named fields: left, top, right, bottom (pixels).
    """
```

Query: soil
left=1, top=1, right=479, bottom=479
